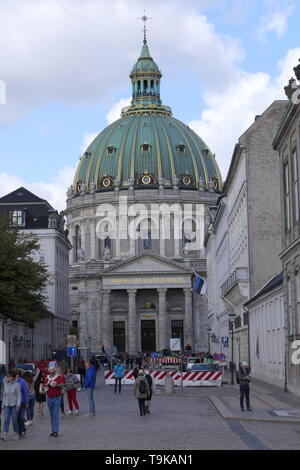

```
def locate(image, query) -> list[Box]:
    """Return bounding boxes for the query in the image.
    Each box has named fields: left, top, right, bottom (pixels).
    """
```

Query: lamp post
left=207, top=326, right=212, bottom=354
left=228, top=310, right=236, bottom=385
left=88, top=334, right=92, bottom=360
left=7, top=318, right=12, bottom=365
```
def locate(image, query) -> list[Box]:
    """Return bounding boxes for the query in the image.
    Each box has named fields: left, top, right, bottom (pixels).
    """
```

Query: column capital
left=102, top=289, right=111, bottom=295
left=127, top=289, right=137, bottom=295
left=157, top=288, right=168, bottom=294
left=183, top=287, right=193, bottom=295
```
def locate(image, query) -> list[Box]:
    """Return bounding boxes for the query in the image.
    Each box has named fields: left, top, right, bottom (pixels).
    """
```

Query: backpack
left=138, top=379, right=147, bottom=394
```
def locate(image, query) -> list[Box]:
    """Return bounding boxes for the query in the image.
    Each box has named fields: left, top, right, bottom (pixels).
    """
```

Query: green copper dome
left=73, top=41, right=222, bottom=193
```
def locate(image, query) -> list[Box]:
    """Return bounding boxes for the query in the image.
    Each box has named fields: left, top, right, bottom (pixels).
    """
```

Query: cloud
left=257, top=2, right=295, bottom=39
left=0, top=0, right=244, bottom=124
left=0, top=166, right=76, bottom=211
left=188, top=47, right=300, bottom=179
left=105, top=97, right=131, bottom=125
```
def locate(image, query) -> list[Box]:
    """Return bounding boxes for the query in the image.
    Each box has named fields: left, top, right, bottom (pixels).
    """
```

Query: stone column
left=184, top=288, right=193, bottom=349
left=78, top=285, right=87, bottom=348
left=158, top=288, right=168, bottom=351
left=127, top=289, right=137, bottom=355
left=160, top=216, right=166, bottom=257
left=90, top=220, right=96, bottom=259
left=102, top=290, right=111, bottom=353
left=115, top=218, right=121, bottom=259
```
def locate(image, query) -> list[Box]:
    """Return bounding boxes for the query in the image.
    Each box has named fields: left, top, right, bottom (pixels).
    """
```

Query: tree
left=0, top=216, right=51, bottom=327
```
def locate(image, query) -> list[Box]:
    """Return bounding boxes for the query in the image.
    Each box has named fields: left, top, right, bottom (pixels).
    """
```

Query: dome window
left=107, top=146, right=116, bottom=156
left=177, top=144, right=186, bottom=155
left=141, top=143, right=151, bottom=154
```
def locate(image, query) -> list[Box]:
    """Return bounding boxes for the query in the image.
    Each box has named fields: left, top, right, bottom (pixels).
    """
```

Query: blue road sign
left=67, top=346, right=77, bottom=357
left=222, top=337, right=229, bottom=348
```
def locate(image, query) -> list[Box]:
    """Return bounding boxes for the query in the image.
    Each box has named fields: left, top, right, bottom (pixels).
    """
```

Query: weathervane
left=137, top=10, right=152, bottom=44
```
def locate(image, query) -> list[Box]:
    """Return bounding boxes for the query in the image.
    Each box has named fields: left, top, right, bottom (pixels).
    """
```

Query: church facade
left=66, top=37, right=222, bottom=356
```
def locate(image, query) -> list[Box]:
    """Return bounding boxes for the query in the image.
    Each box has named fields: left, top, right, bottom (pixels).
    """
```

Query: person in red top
left=43, top=367, right=65, bottom=437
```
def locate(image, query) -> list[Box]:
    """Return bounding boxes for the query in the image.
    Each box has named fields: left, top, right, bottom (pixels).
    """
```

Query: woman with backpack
left=134, top=370, right=150, bottom=416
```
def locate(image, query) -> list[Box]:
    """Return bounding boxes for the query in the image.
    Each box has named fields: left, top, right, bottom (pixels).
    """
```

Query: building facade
left=206, top=100, right=287, bottom=367
left=245, top=273, right=285, bottom=388
left=66, top=38, right=223, bottom=356
left=0, top=187, right=71, bottom=359
left=274, top=62, right=300, bottom=395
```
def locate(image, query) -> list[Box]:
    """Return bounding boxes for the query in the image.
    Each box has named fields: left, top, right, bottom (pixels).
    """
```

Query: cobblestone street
left=2, top=372, right=300, bottom=450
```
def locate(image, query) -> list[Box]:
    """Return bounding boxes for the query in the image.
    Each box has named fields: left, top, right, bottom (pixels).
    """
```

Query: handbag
left=39, top=383, right=46, bottom=395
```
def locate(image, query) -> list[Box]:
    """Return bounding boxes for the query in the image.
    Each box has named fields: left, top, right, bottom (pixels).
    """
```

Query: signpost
left=222, top=336, right=229, bottom=348
left=67, top=335, right=77, bottom=371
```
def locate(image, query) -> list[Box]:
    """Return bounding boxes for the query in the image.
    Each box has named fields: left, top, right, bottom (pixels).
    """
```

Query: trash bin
left=164, top=372, right=175, bottom=394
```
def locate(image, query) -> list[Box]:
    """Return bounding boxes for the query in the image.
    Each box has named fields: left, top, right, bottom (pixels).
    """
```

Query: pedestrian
left=236, top=362, right=252, bottom=412
left=113, top=360, right=125, bottom=394
left=59, top=370, right=66, bottom=416
left=35, top=369, right=46, bottom=416
left=0, top=364, right=6, bottom=429
left=0, top=371, right=21, bottom=441
left=14, top=368, right=29, bottom=438
left=134, top=370, right=150, bottom=416
left=83, top=362, right=96, bottom=416
left=65, top=369, right=80, bottom=415
left=8, top=359, right=15, bottom=370
left=23, top=368, right=40, bottom=426
left=78, top=359, right=86, bottom=387
left=144, top=368, right=153, bottom=415
left=133, top=364, right=139, bottom=379
left=43, top=367, right=65, bottom=437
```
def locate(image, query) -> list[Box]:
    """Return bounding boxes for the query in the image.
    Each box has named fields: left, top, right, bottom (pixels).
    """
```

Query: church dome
left=73, top=39, right=222, bottom=194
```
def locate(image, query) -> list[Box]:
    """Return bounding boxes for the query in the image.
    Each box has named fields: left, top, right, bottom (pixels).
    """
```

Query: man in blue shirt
left=83, top=362, right=96, bottom=416
left=113, top=360, right=125, bottom=394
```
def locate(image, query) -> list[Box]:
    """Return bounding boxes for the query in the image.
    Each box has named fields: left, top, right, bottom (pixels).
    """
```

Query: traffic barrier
left=104, top=369, right=222, bottom=387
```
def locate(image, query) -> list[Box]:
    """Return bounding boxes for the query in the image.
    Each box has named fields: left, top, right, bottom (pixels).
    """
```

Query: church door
left=141, top=320, right=156, bottom=352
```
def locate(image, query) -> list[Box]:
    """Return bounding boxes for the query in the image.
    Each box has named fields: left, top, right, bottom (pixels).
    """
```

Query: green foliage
left=0, top=216, right=51, bottom=327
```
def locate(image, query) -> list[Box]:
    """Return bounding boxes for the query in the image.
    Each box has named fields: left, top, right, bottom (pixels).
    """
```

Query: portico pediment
left=102, top=253, right=192, bottom=276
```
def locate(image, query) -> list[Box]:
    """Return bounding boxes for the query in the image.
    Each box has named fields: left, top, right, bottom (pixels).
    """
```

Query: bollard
left=164, top=372, right=175, bottom=394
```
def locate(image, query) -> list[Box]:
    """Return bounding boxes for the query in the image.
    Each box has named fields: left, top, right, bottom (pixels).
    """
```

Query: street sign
left=222, top=336, right=229, bottom=348
left=67, top=346, right=77, bottom=357
left=170, top=338, right=181, bottom=351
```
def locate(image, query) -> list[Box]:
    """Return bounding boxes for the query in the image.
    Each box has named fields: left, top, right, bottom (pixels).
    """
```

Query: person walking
left=144, top=369, right=153, bottom=415
left=14, top=369, right=29, bottom=438
left=113, top=360, right=125, bottom=394
left=134, top=370, right=150, bottom=416
left=65, top=369, right=80, bottom=415
left=43, top=367, right=65, bottom=437
left=35, top=369, right=46, bottom=416
left=236, top=362, right=252, bottom=412
left=83, top=362, right=96, bottom=416
left=133, top=364, right=139, bottom=380
left=23, top=368, right=39, bottom=426
left=1, top=371, right=21, bottom=441
left=59, top=370, right=66, bottom=416
left=78, top=359, right=86, bottom=387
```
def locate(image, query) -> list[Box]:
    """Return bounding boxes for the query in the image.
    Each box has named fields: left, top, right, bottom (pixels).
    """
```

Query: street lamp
left=207, top=326, right=212, bottom=353
left=88, top=334, right=92, bottom=359
left=228, top=310, right=236, bottom=385
left=7, top=318, right=13, bottom=365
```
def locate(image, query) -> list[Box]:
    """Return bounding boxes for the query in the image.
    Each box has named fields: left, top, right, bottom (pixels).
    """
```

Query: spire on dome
left=137, top=10, right=152, bottom=45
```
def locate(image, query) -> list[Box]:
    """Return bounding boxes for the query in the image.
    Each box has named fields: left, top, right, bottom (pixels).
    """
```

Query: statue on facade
left=77, top=247, right=85, bottom=262
left=104, top=245, right=111, bottom=260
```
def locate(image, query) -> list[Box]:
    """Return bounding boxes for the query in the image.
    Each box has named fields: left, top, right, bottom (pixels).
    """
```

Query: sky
left=0, top=0, right=299, bottom=210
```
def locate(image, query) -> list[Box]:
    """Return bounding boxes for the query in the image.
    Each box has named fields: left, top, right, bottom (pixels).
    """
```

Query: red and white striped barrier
left=182, top=371, right=222, bottom=387
left=104, top=370, right=222, bottom=387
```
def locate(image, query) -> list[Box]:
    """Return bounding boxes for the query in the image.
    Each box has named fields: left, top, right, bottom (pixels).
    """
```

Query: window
left=9, top=210, right=25, bottom=227
left=292, top=148, right=299, bottom=223
left=284, top=163, right=291, bottom=231
left=177, top=144, right=186, bottom=155
left=141, top=143, right=151, bottom=154
left=107, top=146, right=116, bottom=156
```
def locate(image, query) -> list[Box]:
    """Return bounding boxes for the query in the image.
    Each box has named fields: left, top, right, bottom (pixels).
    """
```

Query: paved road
left=1, top=372, right=300, bottom=450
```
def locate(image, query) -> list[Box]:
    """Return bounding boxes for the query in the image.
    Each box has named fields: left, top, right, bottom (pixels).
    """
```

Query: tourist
left=144, top=368, right=153, bottom=414
left=14, top=368, right=29, bottom=438
left=59, top=370, right=66, bottom=416
left=35, top=369, right=46, bottom=416
left=83, top=361, right=96, bottom=416
left=134, top=370, right=150, bottom=416
left=113, top=360, right=125, bottom=394
left=23, top=368, right=40, bottom=426
left=0, top=371, right=21, bottom=441
left=65, top=369, right=80, bottom=415
left=236, top=362, right=252, bottom=412
left=77, top=359, right=86, bottom=387
left=43, top=367, right=65, bottom=437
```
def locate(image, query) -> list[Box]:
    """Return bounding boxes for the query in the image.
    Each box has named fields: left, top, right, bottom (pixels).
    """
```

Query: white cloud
left=0, top=166, right=76, bottom=211
left=105, top=97, right=131, bottom=125
left=188, top=47, right=300, bottom=179
left=257, top=3, right=295, bottom=39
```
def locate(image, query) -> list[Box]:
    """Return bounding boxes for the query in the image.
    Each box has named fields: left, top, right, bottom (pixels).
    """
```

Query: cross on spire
left=137, top=10, right=152, bottom=44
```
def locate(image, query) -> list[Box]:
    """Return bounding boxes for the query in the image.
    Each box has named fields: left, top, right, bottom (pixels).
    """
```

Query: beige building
left=273, top=62, right=300, bottom=395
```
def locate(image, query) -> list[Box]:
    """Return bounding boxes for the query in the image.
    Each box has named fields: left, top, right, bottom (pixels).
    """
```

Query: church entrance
left=113, top=321, right=125, bottom=352
left=141, top=320, right=156, bottom=352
